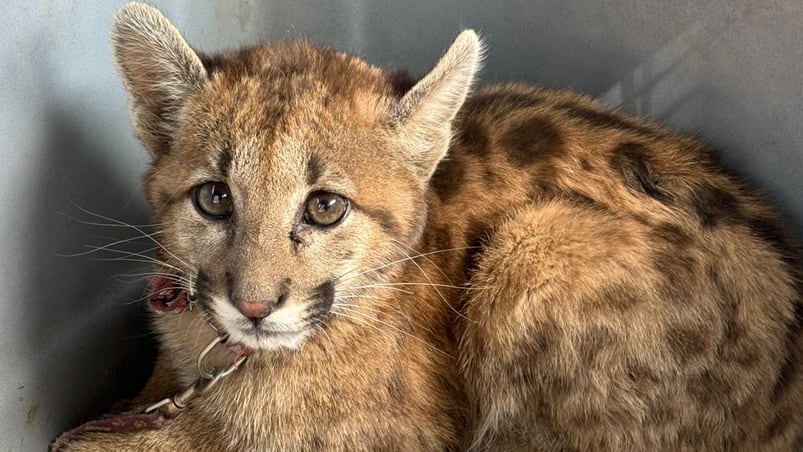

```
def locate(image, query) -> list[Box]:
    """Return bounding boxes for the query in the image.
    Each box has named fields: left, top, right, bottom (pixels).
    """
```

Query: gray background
left=2, top=0, right=801, bottom=449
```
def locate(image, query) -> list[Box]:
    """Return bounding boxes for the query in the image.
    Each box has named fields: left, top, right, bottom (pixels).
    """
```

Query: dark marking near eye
left=689, top=183, right=739, bottom=227
left=610, top=142, right=671, bottom=204
left=455, top=120, right=490, bottom=157
left=355, top=203, right=400, bottom=236
left=500, top=117, right=564, bottom=166
left=557, top=103, right=655, bottom=135
left=306, top=154, right=324, bottom=186
left=289, top=230, right=302, bottom=247
left=430, top=157, right=466, bottom=201
left=217, top=148, right=233, bottom=178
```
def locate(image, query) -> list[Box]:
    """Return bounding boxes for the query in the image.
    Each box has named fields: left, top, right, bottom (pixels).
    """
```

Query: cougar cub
left=54, top=2, right=802, bottom=450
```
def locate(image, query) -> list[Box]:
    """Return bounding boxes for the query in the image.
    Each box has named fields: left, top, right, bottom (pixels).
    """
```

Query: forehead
left=172, top=43, right=404, bottom=190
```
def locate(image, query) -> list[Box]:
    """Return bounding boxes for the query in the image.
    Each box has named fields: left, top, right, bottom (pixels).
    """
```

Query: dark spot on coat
left=562, top=190, right=609, bottom=214
left=687, top=370, right=733, bottom=405
left=500, top=117, right=564, bottom=166
left=576, top=325, right=618, bottom=368
left=557, top=103, right=655, bottom=135
left=610, top=142, right=671, bottom=204
left=770, top=296, right=803, bottom=403
left=653, top=248, right=697, bottom=288
left=596, top=284, right=642, bottom=312
left=689, top=183, right=739, bottom=227
left=665, top=324, right=709, bottom=363
left=388, top=372, right=408, bottom=400
left=579, top=158, right=592, bottom=171
left=430, top=157, right=466, bottom=201
left=653, top=222, right=694, bottom=249
left=305, top=153, right=324, bottom=186
left=463, top=219, right=491, bottom=279
left=745, top=214, right=802, bottom=272
left=709, top=265, right=740, bottom=344
left=625, top=362, right=660, bottom=396
left=304, top=435, right=325, bottom=450
left=463, top=90, right=543, bottom=116
left=455, top=120, right=490, bottom=157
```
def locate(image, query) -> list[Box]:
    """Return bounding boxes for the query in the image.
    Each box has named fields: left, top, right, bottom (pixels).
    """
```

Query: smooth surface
left=2, top=1, right=801, bottom=449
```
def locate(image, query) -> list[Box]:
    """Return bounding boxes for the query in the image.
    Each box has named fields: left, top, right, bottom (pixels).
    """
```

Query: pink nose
left=237, top=300, right=273, bottom=320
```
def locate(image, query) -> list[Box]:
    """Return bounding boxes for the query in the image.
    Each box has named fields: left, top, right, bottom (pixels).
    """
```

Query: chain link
left=144, top=331, right=248, bottom=417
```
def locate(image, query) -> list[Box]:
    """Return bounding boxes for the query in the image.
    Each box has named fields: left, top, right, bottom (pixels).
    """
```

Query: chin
left=228, top=327, right=311, bottom=351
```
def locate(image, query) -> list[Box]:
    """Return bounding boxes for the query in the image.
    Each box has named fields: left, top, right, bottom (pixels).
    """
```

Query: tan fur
left=56, top=2, right=802, bottom=451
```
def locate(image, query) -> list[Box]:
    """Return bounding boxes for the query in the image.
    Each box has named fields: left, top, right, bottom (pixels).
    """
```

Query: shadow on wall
left=19, top=105, right=156, bottom=443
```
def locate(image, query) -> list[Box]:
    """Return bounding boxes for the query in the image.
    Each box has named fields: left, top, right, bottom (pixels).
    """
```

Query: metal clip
left=144, top=333, right=248, bottom=417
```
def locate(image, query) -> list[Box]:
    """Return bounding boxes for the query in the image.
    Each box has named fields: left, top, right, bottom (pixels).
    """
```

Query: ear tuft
left=111, top=2, right=207, bottom=156
left=391, top=30, right=484, bottom=180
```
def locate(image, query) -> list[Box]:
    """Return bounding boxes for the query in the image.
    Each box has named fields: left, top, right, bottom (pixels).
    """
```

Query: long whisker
left=352, top=284, right=414, bottom=295
left=56, top=233, right=163, bottom=258
left=332, top=306, right=453, bottom=358
left=391, top=239, right=456, bottom=285
left=337, top=245, right=480, bottom=283
left=110, top=272, right=194, bottom=288
left=86, top=246, right=191, bottom=276
left=57, top=210, right=165, bottom=229
left=69, top=201, right=194, bottom=271
left=387, top=242, right=469, bottom=321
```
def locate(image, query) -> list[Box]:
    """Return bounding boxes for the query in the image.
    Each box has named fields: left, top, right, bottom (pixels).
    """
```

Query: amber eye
left=304, top=191, right=349, bottom=227
left=192, top=182, right=233, bottom=219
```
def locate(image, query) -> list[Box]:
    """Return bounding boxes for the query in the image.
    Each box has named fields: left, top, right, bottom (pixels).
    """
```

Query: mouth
left=147, top=274, right=192, bottom=314
left=147, top=272, right=332, bottom=351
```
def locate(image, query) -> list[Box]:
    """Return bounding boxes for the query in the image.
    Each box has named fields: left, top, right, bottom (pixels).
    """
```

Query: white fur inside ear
left=110, top=2, right=207, bottom=155
left=391, top=30, right=485, bottom=179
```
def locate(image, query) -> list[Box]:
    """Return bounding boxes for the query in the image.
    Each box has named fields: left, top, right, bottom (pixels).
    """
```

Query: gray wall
left=2, top=0, right=801, bottom=449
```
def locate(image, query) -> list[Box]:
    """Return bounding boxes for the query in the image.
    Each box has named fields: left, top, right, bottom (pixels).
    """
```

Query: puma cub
left=54, top=2, right=802, bottom=450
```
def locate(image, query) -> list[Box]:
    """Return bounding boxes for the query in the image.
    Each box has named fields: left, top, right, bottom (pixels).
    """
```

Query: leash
left=143, top=276, right=250, bottom=417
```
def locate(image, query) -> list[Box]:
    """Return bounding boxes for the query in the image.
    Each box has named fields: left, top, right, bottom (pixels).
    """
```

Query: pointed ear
left=390, top=30, right=484, bottom=181
left=110, top=2, right=207, bottom=156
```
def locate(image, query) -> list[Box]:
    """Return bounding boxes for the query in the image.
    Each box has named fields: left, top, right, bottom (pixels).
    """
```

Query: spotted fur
left=55, top=2, right=802, bottom=451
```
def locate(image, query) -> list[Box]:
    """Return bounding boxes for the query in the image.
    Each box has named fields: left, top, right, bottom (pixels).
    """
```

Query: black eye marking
left=306, top=154, right=324, bottom=186
left=303, top=191, right=349, bottom=227
left=192, top=181, right=233, bottom=220
left=217, top=148, right=233, bottom=178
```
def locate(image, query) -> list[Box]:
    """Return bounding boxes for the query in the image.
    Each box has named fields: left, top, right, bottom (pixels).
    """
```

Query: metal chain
left=144, top=332, right=248, bottom=417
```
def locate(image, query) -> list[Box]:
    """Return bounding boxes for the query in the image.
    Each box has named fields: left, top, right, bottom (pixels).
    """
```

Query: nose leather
left=237, top=299, right=275, bottom=319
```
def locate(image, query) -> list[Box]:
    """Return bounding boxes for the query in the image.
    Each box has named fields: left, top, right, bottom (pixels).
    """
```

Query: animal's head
left=110, top=2, right=482, bottom=350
